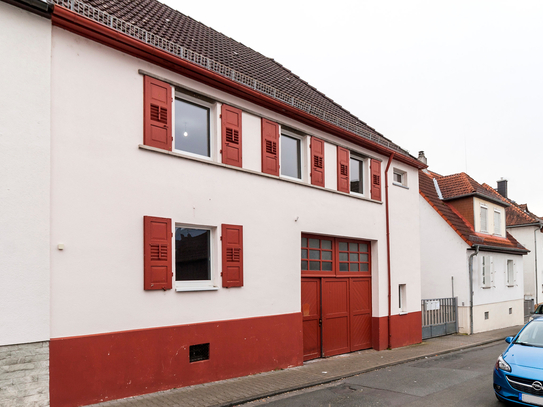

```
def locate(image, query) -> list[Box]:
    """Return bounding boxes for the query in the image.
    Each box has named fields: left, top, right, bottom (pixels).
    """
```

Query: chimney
left=497, top=178, right=508, bottom=198
left=417, top=151, right=427, bottom=165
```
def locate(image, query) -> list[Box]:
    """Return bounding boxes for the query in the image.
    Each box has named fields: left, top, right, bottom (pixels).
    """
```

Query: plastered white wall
left=419, top=196, right=469, bottom=302
left=0, top=2, right=51, bottom=346
left=49, top=28, right=422, bottom=338
left=458, top=299, right=524, bottom=334
left=509, top=225, right=543, bottom=302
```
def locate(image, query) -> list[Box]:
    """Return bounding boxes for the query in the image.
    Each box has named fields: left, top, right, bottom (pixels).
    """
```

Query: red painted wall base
left=50, top=313, right=303, bottom=407
left=372, top=312, right=422, bottom=350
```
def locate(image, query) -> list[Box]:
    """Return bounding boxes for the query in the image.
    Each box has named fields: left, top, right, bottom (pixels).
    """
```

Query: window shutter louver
left=370, top=159, right=382, bottom=201
left=221, top=104, right=242, bottom=167
left=261, top=119, right=280, bottom=176
left=143, top=216, right=172, bottom=290
left=337, top=146, right=350, bottom=193
left=222, top=224, right=243, bottom=287
left=144, top=76, right=172, bottom=151
left=311, top=137, right=325, bottom=187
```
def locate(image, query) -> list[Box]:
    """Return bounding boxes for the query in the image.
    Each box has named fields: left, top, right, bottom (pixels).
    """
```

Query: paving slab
left=90, top=325, right=522, bottom=407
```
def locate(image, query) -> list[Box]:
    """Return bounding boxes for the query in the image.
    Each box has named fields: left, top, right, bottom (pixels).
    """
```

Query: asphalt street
left=242, top=342, right=510, bottom=407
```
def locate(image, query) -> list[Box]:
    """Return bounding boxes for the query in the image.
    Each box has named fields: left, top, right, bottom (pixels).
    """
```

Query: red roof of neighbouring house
left=419, top=170, right=528, bottom=253
left=481, top=183, right=543, bottom=227
left=436, top=172, right=504, bottom=203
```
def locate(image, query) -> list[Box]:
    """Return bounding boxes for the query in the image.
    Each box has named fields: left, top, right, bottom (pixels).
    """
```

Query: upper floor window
left=393, top=168, right=407, bottom=187
left=494, top=209, right=501, bottom=235
left=281, top=134, right=301, bottom=179
left=174, top=98, right=210, bottom=157
left=350, top=156, right=364, bottom=194
left=480, top=205, right=488, bottom=232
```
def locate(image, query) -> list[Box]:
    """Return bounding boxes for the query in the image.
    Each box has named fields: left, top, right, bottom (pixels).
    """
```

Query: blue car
left=494, top=318, right=543, bottom=405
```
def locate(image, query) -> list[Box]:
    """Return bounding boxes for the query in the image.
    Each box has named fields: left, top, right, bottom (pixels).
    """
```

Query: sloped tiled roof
left=69, top=0, right=411, bottom=157
left=481, top=184, right=543, bottom=227
left=419, top=170, right=527, bottom=252
left=436, top=172, right=502, bottom=202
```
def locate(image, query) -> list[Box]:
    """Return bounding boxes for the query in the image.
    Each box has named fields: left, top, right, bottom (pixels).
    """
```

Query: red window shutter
left=143, top=76, right=172, bottom=151
left=261, top=118, right=280, bottom=176
left=221, top=104, right=242, bottom=167
left=311, top=137, right=325, bottom=187
left=143, top=216, right=172, bottom=290
left=222, top=224, right=243, bottom=288
left=337, top=146, right=350, bottom=193
left=371, top=159, right=382, bottom=201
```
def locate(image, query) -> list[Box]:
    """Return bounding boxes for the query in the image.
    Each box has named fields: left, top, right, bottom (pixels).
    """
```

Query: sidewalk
left=91, top=325, right=522, bottom=407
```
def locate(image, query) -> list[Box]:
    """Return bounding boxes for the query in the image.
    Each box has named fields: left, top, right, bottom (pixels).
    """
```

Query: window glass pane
left=301, top=237, right=307, bottom=247
left=322, top=262, right=333, bottom=271
left=350, top=158, right=363, bottom=194
left=349, top=243, right=358, bottom=252
left=309, top=261, right=320, bottom=271
left=309, top=250, right=320, bottom=260
left=301, top=260, right=308, bottom=270
left=321, top=240, right=332, bottom=250
left=175, top=99, right=210, bottom=157
left=360, top=254, right=368, bottom=262
left=308, top=238, right=320, bottom=248
left=349, top=253, right=359, bottom=262
left=359, top=243, right=368, bottom=252
left=281, top=135, right=301, bottom=178
left=339, top=242, right=348, bottom=251
left=339, top=252, right=348, bottom=261
left=322, top=251, right=332, bottom=260
left=360, top=263, right=369, bottom=272
left=339, top=262, right=348, bottom=271
left=175, top=228, right=210, bottom=281
left=301, top=249, right=308, bottom=259
left=349, top=263, right=359, bottom=271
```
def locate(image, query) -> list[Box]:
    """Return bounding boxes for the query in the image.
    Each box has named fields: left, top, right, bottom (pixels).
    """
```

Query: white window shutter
left=490, top=256, right=495, bottom=287
left=514, top=261, right=517, bottom=286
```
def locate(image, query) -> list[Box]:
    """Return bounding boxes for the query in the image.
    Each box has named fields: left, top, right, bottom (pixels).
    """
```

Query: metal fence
left=421, top=297, right=458, bottom=340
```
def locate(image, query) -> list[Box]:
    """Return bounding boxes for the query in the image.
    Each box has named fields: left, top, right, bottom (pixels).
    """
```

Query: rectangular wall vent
left=189, top=343, right=210, bottom=363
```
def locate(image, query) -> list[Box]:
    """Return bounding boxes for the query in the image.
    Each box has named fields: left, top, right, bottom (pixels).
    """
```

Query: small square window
left=393, top=169, right=407, bottom=187
left=189, top=343, right=209, bottom=362
left=175, top=227, right=211, bottom=283
left=399, top=284, right=407, bottom=312
left=281, top=134, right=301, bottom=179
left=174, top=98, right=210, bottom=157
left=485, top=311, right=489, bottom=320
left=350, top=156, right=364, bottom=194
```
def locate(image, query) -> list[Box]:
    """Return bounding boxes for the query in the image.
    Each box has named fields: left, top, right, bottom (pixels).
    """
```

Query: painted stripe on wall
left=50, top=313, right=303, bottom=407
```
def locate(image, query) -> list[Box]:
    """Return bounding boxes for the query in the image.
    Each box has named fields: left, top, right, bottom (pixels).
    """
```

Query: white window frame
left=280, top=130, right=306, bottom=181
left=349, top=154, right=367, bottom=196
left=494, top=209, right=502, bottom=236
left=172, top=91, right=217, bottom=161
left=174, top=223, right=219, bottom=292
left=480, top=205, right=488, bottom=233
left=392, top=168, right=408, bottom=188
left=506, top=259, right=515, bottom=287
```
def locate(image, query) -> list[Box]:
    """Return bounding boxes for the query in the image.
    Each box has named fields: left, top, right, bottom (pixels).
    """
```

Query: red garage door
left=301, top=235, right=372, bottom=360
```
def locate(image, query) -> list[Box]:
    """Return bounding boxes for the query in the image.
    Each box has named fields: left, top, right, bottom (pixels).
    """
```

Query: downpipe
left=468, top=245, right=480, bottom=335
left=535, top=225, right=543, bottom=305
left=385, top=153, right=395, bottom=349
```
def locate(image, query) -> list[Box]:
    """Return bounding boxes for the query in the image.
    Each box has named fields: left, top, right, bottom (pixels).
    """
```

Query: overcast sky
left=163, top=0, right=543, bottom=215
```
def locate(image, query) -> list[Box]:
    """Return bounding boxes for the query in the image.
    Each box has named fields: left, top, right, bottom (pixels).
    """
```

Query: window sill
left=175, top=286, right=220, bottom=292
left=481, top=286, right=492, bottom=289
left=399, top=311, right=408, bottom=315
left=392, top=182, right=409, bottom=190
left=139, top=144, right=383, bottom=204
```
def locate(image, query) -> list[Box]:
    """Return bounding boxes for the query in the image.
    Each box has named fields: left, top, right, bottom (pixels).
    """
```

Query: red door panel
left=301, top=278, right=321, bottom=361
left=322, top=278, right=350, bottom=357
left=350, top=278, right=372, bottom=351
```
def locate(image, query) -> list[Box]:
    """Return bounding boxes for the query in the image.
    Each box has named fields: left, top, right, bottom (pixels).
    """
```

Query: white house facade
left=0, top=0, right=425, bottom=406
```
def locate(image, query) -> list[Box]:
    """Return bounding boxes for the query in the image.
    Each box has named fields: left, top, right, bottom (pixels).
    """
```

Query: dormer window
left=480, top=205, right=488, bottom=232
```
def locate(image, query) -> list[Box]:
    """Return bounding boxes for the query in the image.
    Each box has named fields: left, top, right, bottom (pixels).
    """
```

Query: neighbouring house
left=481, top=180, right=543, bottom=309
left=0, top=0, right=426, bottom=406
left=419, top=165, right=528, bottom=335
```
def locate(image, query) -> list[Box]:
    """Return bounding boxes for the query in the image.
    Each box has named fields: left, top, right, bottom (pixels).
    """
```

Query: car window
left=536, top=305, right=543, bottom=315
left=515, top=322, right=543, bottom=347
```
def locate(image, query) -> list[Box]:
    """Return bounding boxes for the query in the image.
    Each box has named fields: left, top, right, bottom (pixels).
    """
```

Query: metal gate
left=421, top=297, right=458, bottom=340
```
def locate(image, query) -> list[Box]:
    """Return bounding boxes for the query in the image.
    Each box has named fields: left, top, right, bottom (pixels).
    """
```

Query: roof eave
left=467, top=244, right=529, bottom=255
left=443, top=192, right=510, bottom=207
left=50, top=5, right=426, bottom=170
